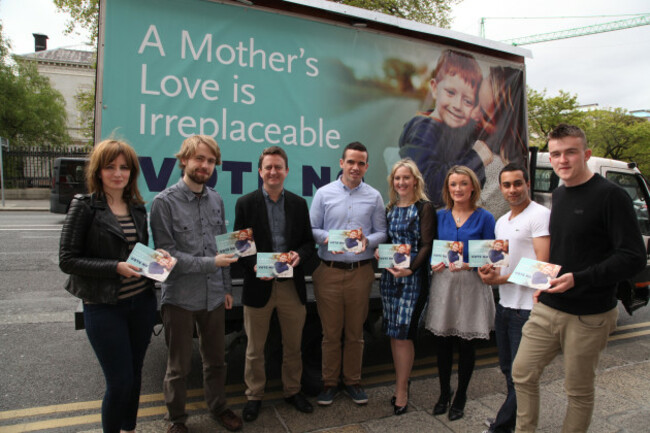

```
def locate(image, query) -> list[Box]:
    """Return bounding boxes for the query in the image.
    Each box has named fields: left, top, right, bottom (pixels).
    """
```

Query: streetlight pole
left=0, top=137, right=7, bottom=207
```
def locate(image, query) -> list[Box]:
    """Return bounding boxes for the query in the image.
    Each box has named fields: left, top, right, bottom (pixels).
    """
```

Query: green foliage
left=0, top=24, right=70, bottom=148
left=53, top=0, right=100, bottom=44
left=526, top=88, right=584, bottom=151
left=582, top=108, right=650, bottom=175
left=336, top=0, right=461, bottom=27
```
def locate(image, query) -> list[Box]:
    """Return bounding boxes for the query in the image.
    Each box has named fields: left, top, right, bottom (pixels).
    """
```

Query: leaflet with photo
left=256, top=252, right=293, bottom=278
left=468, top=239, right=509, bottom=267
left=507, top=257, right=562, bottom=290
left=431, top=240, right=464, bottom=266
left=378, top=244, right=411, bottom=269
left=126, top=242, right=177, bottom=282
left=215, top=228, right=257, bottom=257
left=328, top=228, right=363, bottom=253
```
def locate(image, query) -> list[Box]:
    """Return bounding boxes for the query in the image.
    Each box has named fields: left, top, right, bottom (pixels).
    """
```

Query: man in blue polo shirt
left=310, top=141, right=387, bottom=406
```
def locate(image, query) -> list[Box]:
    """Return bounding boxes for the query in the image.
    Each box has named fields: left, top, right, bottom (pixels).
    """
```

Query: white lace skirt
left=425, top=268, right=495, bottom=340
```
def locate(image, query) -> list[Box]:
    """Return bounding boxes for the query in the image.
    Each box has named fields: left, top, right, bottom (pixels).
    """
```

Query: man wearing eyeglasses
left=150, top=135, right=243, bottom=433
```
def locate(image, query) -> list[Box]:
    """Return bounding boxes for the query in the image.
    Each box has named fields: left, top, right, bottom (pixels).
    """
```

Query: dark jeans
left=84, top=289, right=157, bottom=433
left=491, top=303, right=530, bottom=433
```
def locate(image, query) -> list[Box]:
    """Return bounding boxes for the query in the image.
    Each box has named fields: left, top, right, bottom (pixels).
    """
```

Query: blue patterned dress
left=380, top=204, right=427, bottom=340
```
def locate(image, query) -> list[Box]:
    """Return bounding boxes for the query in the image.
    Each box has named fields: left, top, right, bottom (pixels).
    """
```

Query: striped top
left=117, top=214, right=149, bottom=299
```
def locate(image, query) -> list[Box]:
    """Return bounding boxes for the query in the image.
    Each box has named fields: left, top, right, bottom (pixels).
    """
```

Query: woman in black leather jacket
left=59, top=139, right=158, bottom=433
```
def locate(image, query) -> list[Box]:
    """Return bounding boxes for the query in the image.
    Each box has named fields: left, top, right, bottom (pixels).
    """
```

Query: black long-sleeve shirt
left=540, top=174, right=647, bottom=315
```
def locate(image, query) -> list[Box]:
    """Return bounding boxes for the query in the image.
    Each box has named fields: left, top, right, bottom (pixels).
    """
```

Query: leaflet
left=507, top=257, right=562, bottom=290
left=328, top=228, right=363, bottom=253
left=378, top=244, right=411, bottom=269
left=126, top=242, right=177, bottom=282
left=468, top=239, right=509, bottom=267
left=215, top=228, right=257, bottom=257
left=256, top=252, right=293, bottom=278
left=431, top=240, right=464, bottom=266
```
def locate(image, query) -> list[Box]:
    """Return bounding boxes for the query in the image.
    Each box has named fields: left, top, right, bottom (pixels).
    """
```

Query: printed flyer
left=256, top=252, right=293, bottom=278
left=328, top=228, right=363, bottom=253
left=507, top=257, right=562, bottom=290
left=126, top=242, right=177, bottom=282
left=378, top=244, right=411, bottom=269
left=468, top=239, right=509, bottom=267
left=216, top=228, right=257, bottom=257
left=431, top=240, right=464, bottom=266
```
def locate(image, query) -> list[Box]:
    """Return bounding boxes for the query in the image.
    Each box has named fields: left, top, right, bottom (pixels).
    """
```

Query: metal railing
left=0, top=146, right=89, bottom=189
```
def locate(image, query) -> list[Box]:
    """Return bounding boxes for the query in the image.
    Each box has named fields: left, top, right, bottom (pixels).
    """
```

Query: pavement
left=71, top=323, right=647, bottom=433
left=0, top=198, right=49, bottom=211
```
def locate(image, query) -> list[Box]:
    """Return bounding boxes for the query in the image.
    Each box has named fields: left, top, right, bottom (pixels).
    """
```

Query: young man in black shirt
left=511, top=124, right=646, bottom=433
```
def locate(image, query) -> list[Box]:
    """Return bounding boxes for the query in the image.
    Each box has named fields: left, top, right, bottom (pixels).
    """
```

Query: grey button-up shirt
left=150, top=178, right=232, bottom=311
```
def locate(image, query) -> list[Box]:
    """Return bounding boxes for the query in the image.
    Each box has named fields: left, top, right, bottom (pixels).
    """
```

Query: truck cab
left=534, top=152, right=650, bottom=313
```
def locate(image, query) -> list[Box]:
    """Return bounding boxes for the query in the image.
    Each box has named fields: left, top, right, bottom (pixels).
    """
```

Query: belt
left=322, top=259, right=372, bottom=270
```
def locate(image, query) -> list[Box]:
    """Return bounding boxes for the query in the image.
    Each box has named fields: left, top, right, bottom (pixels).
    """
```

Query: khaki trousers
left=312, top=261, right=375, bottom=386
left=512, top=302, right=617, bottom=433
left=162, top=304, right=227, bottom=424
left=244, top=279, right=306, bottom=400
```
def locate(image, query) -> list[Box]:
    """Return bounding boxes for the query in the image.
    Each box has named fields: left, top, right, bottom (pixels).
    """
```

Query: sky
left=0, top=0, right=648, bottom=111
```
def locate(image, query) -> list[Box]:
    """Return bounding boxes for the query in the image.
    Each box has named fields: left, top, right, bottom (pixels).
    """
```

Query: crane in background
left=479, top=14, right=650, bottom=46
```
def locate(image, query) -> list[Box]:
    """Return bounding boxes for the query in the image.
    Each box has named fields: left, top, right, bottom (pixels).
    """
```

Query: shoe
left=285, top=393, right=314, bottom=413
left=484, top=418, right=495, bottom=428
left=242, top=400, right=261, bottom=422
left=393, top=401, right=408, bottom=415
left=448, top=394, right=466, bottom=421
left=390, top=379, right=411, bottom=406
left=344, top=384, right=369, bottom=405
left=317, top=385, right=338, bottom=406
left=433, top=388, right=454, bottom=415
left=167, top=423, right=188, bottom=433
left=215, top=408, right=243, bottom=432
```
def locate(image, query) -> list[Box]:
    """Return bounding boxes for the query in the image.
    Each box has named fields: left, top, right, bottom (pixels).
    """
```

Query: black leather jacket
left=59, top=194, right=153, bottom=304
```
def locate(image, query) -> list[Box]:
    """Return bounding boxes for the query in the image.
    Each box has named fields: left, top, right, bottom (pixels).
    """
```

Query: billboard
left=99, top=0, right=526, bottom=226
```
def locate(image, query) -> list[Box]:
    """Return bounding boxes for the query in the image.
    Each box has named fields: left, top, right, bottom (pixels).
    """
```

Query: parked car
left=50, top=157, right=88, bottom=214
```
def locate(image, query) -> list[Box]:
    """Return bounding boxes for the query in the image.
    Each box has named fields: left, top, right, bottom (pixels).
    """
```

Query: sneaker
left=317, top=386, right=338, bottom=406
left=344, top=384, right=368, bottom=405
left=484, top=418, right=495, bottom=428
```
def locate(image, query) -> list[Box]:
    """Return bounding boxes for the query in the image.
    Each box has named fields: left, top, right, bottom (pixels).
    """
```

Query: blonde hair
left=175, top=135, right=221, bottom=170
left=86, top=139, right=144, bottom=204
left=441, top=165, right=482, bottom=209
left=387, top=158, right=429, bottom=210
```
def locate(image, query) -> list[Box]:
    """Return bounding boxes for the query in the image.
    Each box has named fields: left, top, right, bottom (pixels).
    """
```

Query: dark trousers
left=162, top=303, right=227, bottom=424
left=84, top=289, right=157, bottom=433
left=491, top=303, right=530, bottom=433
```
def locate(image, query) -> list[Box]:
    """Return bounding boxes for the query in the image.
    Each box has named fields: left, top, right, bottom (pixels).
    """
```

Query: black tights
left=435, top=335, right=475, bottom=401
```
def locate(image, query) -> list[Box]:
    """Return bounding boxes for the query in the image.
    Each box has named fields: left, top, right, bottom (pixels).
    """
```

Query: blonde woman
left=379, top=159, right=435, bottom=415
left=426, top=165, right=495, bottom=422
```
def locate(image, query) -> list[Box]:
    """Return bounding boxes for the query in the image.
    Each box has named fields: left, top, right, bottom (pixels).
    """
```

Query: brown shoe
left=167, top=423, right=188, bottom=433
left=215, top=408, right=243, bottom=432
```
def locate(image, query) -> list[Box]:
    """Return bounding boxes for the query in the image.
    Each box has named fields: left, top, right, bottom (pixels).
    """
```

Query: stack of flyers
left=378, top=244, right=411, bottom=269
left=126, top=242, right=177, bottom=282
left=507, top=257, right=562, bottom=290
left=216, top=228, right=257, bottom=257
left=431, top=240, right=464, bottom=266
left=328, top=228, right=363, bottom=253
left=468, top=239, right=509, bottom=267
left=256, top=252, right=293, bottom=278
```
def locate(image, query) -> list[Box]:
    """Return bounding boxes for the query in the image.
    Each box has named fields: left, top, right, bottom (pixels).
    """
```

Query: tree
left=0, top=24, right=70, bottom=147
left=53, top=0, right=100, bottom=44
left=526, top=88, right=585, bottom=150
left=582, top=108, right=650, bottom=174
left=336, top=0, right=461, bottom=27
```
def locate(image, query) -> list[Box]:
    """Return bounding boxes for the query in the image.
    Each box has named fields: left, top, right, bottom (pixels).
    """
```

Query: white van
left=533, top=153, right=650, bottom=314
